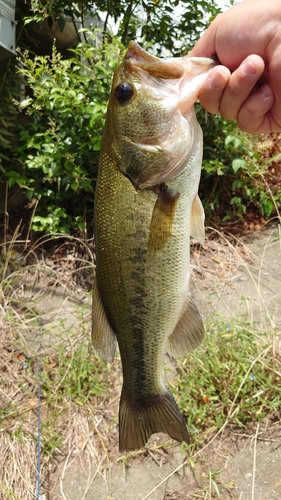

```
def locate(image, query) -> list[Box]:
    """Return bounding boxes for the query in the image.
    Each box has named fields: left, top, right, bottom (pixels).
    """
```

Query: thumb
left=189, top=22, right=217, bottom=58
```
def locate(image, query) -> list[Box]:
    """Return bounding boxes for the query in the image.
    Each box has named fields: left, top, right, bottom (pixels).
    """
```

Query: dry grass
left=0, top=296, right=116, bottom=500
left=0, top=231, right=109, bottom=500
left=1, top=426, right=42, bottom=499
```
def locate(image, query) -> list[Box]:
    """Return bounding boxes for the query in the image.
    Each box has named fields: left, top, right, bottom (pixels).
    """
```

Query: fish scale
left=92, top=41, right=215, bottom=451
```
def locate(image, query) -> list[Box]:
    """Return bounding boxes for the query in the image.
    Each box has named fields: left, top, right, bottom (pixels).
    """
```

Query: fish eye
left=115, top=82, right=134, bottom=103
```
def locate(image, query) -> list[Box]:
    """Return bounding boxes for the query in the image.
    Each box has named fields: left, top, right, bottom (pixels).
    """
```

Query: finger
left=189, top=21, right=217, bottom=58
left=218, top=55, right=265, bottom=120
left=197, top=66, right=230, bottom=114
left=237, top=84, right=275, bottom=133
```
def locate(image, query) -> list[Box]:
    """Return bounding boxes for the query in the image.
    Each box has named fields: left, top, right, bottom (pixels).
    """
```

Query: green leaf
left=233, top=137, right=241, bottom=148
left=0, top=128, right=14, bottom=136
left=92, top=140, right=101, bottom=151
left=232, top=179, right=243, bottom=190
left=232, top=158, right=246, bottom=174
left=47, top=16, right=53, bottom=29
left=57, top=17, right=66, bottom=33
left=19, top=98, right=33, bottom=108
left=40, top=73, right=51, bottom=84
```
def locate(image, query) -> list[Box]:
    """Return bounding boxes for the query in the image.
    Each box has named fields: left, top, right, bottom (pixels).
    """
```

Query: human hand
left=190, top=0, right=281, bottom=133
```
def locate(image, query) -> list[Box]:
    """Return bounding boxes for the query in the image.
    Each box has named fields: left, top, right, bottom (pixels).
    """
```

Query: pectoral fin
left=190, top=194, right=205, bottom=244
left=166, top=293, right=204, bottom=358
left=92, top=278, right=117, bottom=363
left=148, top=184, right=179, bottom=253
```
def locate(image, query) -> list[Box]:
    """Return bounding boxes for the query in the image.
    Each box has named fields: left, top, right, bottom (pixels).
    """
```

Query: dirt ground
left=52, top=422, right=281, bottom=500
left=11, top=221, right=278, bottom=500
left=1, top=221, right=280, bottom=500
left=192, top=223, right=281, bottom=328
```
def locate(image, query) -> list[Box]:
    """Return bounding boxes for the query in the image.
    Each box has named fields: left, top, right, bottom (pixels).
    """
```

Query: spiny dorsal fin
left=148, top=184, right=179, bottom=253
left=166, top=293, right=204, bottom=358
left=92, top=278, right=117, bottom=363
left=190, top=194, right=205, bottom=244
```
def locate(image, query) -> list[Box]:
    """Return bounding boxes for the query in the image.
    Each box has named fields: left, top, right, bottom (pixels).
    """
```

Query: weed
left=173, top=319, right=281, bottom=447
left=38, top=341, right=109, bottom=407
left=208, top=468, right=222, bottom=497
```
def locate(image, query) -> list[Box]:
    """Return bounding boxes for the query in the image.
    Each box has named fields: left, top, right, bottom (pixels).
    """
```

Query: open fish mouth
left=125, top=41, right=186, bottom=79
left=124, top=41, right=216, bottom=115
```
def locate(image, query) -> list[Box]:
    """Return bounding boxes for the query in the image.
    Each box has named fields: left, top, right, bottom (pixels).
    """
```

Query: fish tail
left=119, top=389, right=189, bottom=452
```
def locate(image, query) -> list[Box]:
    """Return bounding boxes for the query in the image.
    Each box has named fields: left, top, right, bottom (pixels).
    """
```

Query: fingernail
left=209, top=70, right=228, bottom=90
left=241, top=59, right=256, bottom=76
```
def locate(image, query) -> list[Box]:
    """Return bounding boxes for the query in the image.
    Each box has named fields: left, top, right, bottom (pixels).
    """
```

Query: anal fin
left=92, top=278, right=117, bottom=363
left=166, top=293, right=204, bottom=358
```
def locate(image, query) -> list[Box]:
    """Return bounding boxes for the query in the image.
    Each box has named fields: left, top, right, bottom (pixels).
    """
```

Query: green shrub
left=7, top=33, right=122, bottom=233
left=198, top=108, right=280, bottom=223
left=0, top=1, right=279, bottom=235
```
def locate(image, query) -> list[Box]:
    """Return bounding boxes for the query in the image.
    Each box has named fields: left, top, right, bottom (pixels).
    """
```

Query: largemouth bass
left=92, top=41, right=215, bottom=452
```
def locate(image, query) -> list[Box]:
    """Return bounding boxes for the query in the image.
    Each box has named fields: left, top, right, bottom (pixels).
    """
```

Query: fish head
left=105, top=41, right=215, bottom=189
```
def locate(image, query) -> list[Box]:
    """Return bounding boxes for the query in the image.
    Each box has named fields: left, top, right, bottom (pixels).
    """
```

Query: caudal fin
left=119, top=389, right=189, bottom=452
